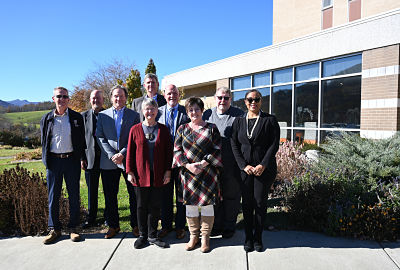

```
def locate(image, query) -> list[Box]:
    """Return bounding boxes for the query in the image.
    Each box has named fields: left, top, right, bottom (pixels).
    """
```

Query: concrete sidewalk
left=1, top=230, right=399, bottom=270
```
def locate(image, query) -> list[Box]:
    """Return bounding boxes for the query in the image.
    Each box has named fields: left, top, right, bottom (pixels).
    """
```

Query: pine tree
left=126, top=69, right=142, bottom=106
left=145, top=58, right=156, bottom=74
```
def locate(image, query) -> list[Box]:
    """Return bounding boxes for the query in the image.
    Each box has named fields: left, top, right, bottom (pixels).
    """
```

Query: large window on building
left=321, top=76, right=361, bottom=129
left=294, top=81, right=319, bottom=127
left=272, top=85, right=292, bottom=127
left=231, top=76, right=251, bottom=90
left=230, top=53, right=362, bottom=145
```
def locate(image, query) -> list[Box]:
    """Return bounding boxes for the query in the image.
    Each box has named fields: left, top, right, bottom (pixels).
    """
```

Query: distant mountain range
left=0, top=99, right=39, bottom=107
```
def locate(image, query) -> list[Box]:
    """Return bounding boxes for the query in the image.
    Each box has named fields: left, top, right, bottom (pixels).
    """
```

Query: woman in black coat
left=231, top=89, right=280, bottom=252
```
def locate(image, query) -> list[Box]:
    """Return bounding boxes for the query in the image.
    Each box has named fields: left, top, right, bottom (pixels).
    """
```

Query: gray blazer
left=132, top=93, right=167, bottom=121
left=96, top=106, right=140, bottom=170
left=157, top=104, right=189, bottom=139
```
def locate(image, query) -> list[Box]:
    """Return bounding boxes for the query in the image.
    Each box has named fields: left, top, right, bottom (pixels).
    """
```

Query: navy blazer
left=96, top=106, right=140, bottom=170
left=231, top=111, right=280, bottom=177
left=157, top=104, right=190, bottom=139
left=40, top=108, right=86, bottom=169
left=131, top=93, right=167, bottom=121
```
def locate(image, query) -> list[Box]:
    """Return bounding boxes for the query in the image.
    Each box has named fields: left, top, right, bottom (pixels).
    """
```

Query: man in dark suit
left=96, top=85, right=140, bottom=239
left=40, top=86, right=86, bottom=244
left=131, top=73, right=166, bottom=120
left=81, top=89, right=104, bottom=228
left=157, top=84, right=190, bottom=239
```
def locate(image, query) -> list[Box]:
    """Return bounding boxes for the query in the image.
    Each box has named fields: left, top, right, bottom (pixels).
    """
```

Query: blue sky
left=0, top=0, right=273, bottom=102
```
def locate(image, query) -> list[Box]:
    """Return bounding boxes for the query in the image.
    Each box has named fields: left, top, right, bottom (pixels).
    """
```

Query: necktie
left=168, top=108, right=174, bottom=139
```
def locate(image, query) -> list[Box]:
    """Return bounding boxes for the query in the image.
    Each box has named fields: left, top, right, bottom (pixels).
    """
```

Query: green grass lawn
left=3, top=110, right=48, bottom=127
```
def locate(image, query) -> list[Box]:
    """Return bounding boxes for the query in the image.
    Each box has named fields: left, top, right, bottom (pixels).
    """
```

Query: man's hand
left=81, top=160, right=87, bottom=170
left=111, top=153, right=124, bottom=165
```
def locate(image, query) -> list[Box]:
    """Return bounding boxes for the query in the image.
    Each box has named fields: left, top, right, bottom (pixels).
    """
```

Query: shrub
left=0, top=165, right=70, bottom=235
left=283, top=133, right=400, bottom=241
left=15, top=148, right=42, bottom=160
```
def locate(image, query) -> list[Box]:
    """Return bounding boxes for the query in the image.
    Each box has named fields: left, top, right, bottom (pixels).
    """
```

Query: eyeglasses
left=216, top=96, right=230, bottom=101
left=246, top=97, right=261, bottom=103
left=55, top=95, right=69, bottom=99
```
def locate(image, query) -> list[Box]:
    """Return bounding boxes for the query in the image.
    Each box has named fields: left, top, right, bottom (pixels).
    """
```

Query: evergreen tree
left=126, top=69, right=142, bottom=106
left=145, top=58, right=156, bottom=74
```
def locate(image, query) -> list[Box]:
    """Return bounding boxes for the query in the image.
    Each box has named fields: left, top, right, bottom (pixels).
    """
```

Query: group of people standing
left=40, top=73, right=280, bottom=253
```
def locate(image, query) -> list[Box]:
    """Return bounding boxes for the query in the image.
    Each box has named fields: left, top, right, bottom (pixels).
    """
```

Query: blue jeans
left=46, top=156, right=81, bottom=230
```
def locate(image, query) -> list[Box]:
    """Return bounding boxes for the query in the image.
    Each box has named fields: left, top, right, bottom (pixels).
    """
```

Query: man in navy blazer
left=96, top=85, right=140, bottom=239
left=131, top=73, right=166, bottom=121
left=81, top=89, right=104, bottom=228
left=40, top=86, right=86, bottom=244
left=157, top=84, right=189, bottom=239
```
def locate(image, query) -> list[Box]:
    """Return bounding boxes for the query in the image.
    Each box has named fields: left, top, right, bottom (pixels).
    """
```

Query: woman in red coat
left=126, top=98, right=173, bottom=249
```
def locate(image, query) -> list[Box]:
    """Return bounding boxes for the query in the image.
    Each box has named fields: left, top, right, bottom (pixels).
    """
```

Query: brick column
left=360, top=44, right=400, bottom=139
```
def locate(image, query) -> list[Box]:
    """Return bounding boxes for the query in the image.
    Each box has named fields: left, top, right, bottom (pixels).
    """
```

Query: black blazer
left=82, top=108, right=103, bottom=169
left=231, top=111, right=280, bottom=176
left=131, top=93, right=167, bottom=121
left=40, top=108, right=86, bottom=168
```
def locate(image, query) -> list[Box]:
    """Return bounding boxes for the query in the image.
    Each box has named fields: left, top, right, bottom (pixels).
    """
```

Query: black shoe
left=244, top=240, right=254, bottom=252
left=148, top=237, right=169, bottom=248
left=134, top=236, right=148, bottom=249
left=254, top=241, right=263, bottom=252
left=222, top=230, right=235, bottom=239
left=210, top=228, right=223, bottom=237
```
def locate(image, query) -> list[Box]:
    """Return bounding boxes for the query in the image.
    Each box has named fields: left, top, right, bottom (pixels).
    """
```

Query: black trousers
left=213, top=171, right=241, bottom=232
left=241, top=171, right=275, bottom=242
left=85, top=158, right=101, bottom=223
left=134, top=186, right=163, bottom=239
left=161, top=168, right=186, bottom=230
left=101, top=169, right=137, bottom=229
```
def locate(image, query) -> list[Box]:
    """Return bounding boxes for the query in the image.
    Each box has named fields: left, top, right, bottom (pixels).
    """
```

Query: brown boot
left=200, top=215, right=214, bottom=253
left=185, top=216, right=200, bottom=251
left=43, top=230, right=61, bottom=244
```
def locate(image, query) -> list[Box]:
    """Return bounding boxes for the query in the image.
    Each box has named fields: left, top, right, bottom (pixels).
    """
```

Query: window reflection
left=320, top=130, right=360, bottom=143
left=273, top=68, right=292, bottom=84
left=321, top=76, right=361, bottom=128
left=272, top=85, right=292, bottom=127
left=295, top=63, right=319, bottom=81
left=231, top=76, right=251, bottom=90
left=294, top=82, right=319, bottom=127
left=323, top=54, right=361, bottom=77
left=253, top=72, right=270, bottom=87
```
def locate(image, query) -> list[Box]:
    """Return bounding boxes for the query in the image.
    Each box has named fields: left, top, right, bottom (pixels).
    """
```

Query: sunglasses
left=246, top=97, right=261, bottom=103
left=55, top=95, right=69, bottom=99
left=216, top=96, right=230, bottom=101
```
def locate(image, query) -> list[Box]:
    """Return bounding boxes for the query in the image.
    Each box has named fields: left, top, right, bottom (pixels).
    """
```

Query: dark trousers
left=46, top=156, right=81, bottom=230
left=241, top=172, right=274, bottom=242
left=213, top=171, right=241, bottom=232
left=101, top=169, right=137, bottom=229
left=85, top=161, right=101, bottom=223
left=161, top=169, right=186, bottom=230
left=134, top=186, right=163, bottom=239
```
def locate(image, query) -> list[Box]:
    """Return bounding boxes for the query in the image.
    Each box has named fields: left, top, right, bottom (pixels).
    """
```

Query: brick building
left=162, top=1, right=400, bottom=143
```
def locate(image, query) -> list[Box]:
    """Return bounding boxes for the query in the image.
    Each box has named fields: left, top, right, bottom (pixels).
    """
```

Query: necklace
left=246, top=113, right=260, bottom=139
left=144, top=123, right=157, bottom=140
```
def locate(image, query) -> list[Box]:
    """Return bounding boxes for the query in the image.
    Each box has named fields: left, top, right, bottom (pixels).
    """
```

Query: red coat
left=126, top=123, right=173, bottom=187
